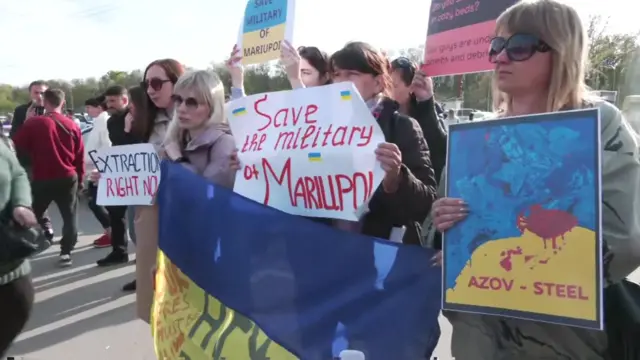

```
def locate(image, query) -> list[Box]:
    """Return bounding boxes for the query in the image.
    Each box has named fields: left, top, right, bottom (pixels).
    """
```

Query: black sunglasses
left=489, top=33, right=551, bottom=63
left=141, top=78, right=171, bottom=92
left=171, top=95, right=200, bottom=109
left=391, top=57, right=416, bottom=70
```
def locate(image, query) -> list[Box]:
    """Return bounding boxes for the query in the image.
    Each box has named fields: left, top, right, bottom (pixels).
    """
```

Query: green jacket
left=424, top=100, right=640, bottom=359
left=0, top=134, right=33, bottom=283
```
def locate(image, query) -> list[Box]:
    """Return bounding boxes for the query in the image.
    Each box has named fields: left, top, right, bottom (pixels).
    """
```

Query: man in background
left=10, top=80, right=55, bottom=242
left=84, top=96, right=112, bottom=248
left=96, top=85, right=131, bottom=267
left=13, top=89, right=85, bottom=267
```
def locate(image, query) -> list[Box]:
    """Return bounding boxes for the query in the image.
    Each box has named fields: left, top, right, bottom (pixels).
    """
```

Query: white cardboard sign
left=89, top=143, right=160, bottom=206
left=227, top=82, right=386, bottom=221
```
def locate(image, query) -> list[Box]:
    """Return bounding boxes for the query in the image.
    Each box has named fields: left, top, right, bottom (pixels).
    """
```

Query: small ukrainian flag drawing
left=340, top=90, right=352, bottom=100
left=232, top=107, right=247, bottom=116
left=308, top=152, right=322, bottom=162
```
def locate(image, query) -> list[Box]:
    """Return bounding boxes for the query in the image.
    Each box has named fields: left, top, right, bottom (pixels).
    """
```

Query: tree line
left=0, top=17, right=637, bottom=114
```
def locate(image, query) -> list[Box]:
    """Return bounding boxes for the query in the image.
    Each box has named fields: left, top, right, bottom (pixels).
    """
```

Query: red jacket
left=13, top=112, right=85, bottom=182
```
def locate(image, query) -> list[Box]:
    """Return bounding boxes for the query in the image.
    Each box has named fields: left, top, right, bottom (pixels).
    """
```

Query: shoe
left=44, top=228, right=54, bottom=241
left=93, top=233, right=111, bottom=248
left=122, top=280, right=136, bottom=291
left=59, top=253, right=72, bottom=267
left=96, top=251, right=129, bottom=267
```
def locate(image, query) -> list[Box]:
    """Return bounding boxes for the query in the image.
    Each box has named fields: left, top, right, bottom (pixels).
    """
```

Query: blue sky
left=0, top=0, right=634, bottom=85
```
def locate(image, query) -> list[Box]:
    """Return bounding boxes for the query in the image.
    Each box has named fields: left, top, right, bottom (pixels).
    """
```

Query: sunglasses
left=141, top=78, right=171, bottom=92
left=489, top=33, right=551, bottom=63
left=392, top=57, right=415, bottom=69
left=171, top=95, right=200, bottom=110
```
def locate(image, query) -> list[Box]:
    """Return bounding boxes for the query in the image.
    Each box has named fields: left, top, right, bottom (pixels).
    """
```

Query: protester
left=281, top=41, right=331, bottom=88
left=121, top=85, right=147, bottom=292
left=162, top=70, right=235, bottom=184
left=329, top=42, right=439, bottom=239
left=0, top=132, right=37, bottom=357
left=13, top=89, right=84, bottom=267
left=95, top=86, right=135, bottom=265
left=390, top=57, right=447, bottom=183
left=133, top=59, right=185, bottom=322
left=428, top=1, right=640, bottom=358
left=228, top=41, right=439, bottom=358
left=9, top=80, right=54, bottom=242
left=84, top=96, right=111, bottom=248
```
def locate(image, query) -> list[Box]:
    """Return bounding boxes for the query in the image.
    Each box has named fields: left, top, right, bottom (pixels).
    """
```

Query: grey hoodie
left=423, top=100, right=640, bottom=360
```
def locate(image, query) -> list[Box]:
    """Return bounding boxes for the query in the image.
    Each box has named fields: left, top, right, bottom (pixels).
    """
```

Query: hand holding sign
left=280, top=40, right=302, bottom=83
left=375, top=143, right=402, bottom=192
left=226, top=45, right=244, bottom=88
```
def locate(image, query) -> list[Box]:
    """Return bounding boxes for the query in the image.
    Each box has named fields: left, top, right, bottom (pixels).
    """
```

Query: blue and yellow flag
left=152, top=161, right=441, bottom=360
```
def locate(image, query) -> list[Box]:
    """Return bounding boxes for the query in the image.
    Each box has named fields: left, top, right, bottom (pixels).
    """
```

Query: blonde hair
left=492, top=0, right=589, bottom=113
left=165, top=70, right=227, bottom=145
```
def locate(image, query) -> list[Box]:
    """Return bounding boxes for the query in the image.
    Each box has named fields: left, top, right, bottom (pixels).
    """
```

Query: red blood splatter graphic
left=499, top=247, right=523, bottom=271
left=516, top=204, right=578, bottom=249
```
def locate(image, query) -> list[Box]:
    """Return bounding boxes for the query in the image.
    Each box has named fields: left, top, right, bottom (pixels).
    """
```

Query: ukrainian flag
left=232, top=107, right=247, bottom=116
left=308, top=152, right=322, bottom=162
left=152, top=162, right=442, bottom=360
left=340, top=90, right=352, bottom=100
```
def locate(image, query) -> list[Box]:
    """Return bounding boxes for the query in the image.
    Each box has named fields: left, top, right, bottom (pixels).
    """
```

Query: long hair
left=298, top=46, right=332, bottom=85
left=164, top=70, right=227, bottom=148
left=492, top=0, right=589, bottom=113
left=330, top=42, right=393, bottom=97
left=135, top=58, right=185, bottom=142
left=126, top=85, right=146, bottom=138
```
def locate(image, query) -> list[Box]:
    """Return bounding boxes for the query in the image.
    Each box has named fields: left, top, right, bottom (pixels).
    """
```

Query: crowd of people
left=0, top=0, right=639, bottom=358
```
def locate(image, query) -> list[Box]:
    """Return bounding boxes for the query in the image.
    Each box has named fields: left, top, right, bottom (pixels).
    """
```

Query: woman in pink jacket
left=135, top=69, right=236, bottom=322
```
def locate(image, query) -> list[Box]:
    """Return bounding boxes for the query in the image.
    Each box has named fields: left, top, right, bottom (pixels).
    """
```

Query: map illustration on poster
left=423, top=0, right=518, bottom=76
left=442, top=109, right=603, bottom=330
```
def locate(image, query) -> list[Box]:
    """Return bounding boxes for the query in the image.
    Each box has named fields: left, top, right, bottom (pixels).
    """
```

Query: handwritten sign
left=226, top=82, right=385, bottom=221
left=89, top=143, right=160, bottom=206
left=237, top=0, right=296, bottom=65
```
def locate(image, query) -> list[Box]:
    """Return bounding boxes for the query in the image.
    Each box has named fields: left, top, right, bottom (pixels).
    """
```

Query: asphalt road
left=8, top=204, right=640, bottom=360
left=5, top=202, right=455, bottom=360
left=14, top=201, right=640, bottom=359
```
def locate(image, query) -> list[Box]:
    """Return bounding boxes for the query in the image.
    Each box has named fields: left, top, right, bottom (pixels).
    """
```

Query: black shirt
left=106, top=110, right=142, bottom=146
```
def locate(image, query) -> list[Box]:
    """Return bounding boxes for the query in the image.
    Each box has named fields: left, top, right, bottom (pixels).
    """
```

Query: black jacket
left=311, top=98, right=438, bottom=245
left=107, top=110, right=142, bottom=146
left=409, top=98, right=447, bottom=184
left=10, top=103, right=31, bottom=168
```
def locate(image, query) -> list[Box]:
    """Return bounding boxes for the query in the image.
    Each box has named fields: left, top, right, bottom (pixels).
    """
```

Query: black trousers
left=32, top=175, right=78, bottom=254
left=106, top=205, right=128, bottom=254
left=0, top=276, right=34, bottom=358
left=25, top=166, right=52, bottom=232
left=88, top=183, right=110, bottom=229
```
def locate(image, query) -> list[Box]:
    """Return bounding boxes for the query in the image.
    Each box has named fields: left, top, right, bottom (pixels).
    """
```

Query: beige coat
left=135, top=121, right=235, bottom=323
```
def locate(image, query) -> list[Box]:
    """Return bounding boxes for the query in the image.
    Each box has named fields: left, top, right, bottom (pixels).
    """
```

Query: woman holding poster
left=429, top=1, right=640, bottom=359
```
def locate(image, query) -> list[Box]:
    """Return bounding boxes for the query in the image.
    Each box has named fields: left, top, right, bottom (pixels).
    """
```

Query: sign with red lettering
left=89, top=143, right=161, bottom=206
left=442, top=109, right=603, bottom=330
left=422, top=0, right=517, bottom=76
left=227, top=82, right=385, bottom=221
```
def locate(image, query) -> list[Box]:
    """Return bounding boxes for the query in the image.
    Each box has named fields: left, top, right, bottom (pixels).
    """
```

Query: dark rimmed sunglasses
left=489, top=33, right=551, bottom=63
left=171, top=95, right=200, bottom=110
left=141, top=77, right=171, bottom=92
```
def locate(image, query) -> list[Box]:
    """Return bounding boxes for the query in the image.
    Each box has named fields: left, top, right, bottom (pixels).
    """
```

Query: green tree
left=586, top=15, right=639, bottom=103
